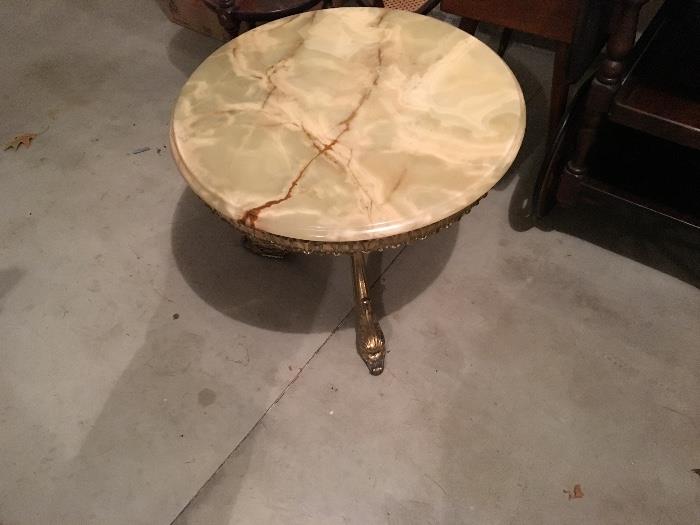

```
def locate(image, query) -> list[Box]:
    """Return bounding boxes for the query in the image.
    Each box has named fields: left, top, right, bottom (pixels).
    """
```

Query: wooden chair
left=356, top=0, right=441, bottom=16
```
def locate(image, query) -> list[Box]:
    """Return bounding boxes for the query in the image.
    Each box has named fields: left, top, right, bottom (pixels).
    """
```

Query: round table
left=171, top=7, right=525, bottom=375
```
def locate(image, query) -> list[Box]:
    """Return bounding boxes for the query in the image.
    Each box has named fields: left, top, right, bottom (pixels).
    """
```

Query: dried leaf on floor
left=4, top=133, right=37, bottom=151
left=564, top=484, right=584, bottom=500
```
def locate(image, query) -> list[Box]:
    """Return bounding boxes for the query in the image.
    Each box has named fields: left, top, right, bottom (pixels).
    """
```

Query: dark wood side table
left=534, top=0, right=700, bottom=228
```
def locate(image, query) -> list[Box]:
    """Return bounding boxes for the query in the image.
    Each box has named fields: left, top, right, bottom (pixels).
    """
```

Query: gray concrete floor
left=1, top=1, right=698, bottom=524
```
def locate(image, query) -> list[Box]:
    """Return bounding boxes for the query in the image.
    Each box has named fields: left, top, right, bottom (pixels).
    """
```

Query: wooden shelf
left=610, top=0, right=700, bottom=150
left=583, top=122, right=700, bottom=228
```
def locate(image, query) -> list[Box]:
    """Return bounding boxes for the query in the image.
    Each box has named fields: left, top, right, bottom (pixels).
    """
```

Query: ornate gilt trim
left=204, top=195, right=486, bottom=255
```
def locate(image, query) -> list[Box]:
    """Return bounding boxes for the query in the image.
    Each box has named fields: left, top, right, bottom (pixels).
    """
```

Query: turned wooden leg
left=459, top=17, right=479, bottom=35
left=558, top=0, right=647, bottom=208
left=351, top=252, right=385, bottom=376
left=202, top=0, right=244, bottom=38
left=222, top=17, right=241, bottom=38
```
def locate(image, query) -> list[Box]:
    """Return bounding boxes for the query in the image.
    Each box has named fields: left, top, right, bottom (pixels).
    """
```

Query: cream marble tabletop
left=171, top=7, right=525, bottom=242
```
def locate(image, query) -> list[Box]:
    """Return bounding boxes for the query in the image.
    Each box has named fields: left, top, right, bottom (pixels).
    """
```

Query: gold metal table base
left=213, top=195, right=485, bottom=375
left=242, top=235, right=290, bottom=259
left=351, top=252, right=386, bottom=375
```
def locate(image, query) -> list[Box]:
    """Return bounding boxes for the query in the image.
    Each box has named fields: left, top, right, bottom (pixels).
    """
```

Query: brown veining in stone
left=242, top=41, right=386, bottom=227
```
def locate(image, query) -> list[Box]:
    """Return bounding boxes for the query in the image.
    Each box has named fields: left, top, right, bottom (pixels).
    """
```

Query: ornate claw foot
left=351, top=253, right=386, bottom=375
left=242, top=235, right=289, bottom=259
left=356, top=297, right=386, bottom=375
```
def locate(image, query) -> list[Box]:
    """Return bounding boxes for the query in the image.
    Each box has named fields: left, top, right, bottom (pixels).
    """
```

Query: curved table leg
left=351, top=253, right=385, bottom=375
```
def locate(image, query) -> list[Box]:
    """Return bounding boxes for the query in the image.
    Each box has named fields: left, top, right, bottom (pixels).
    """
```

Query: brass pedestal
left=233, top=195, right=484, bottom=375
left=351, top=252, right=385, bottom=375
left=242, top=236, right=385, bottom=374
